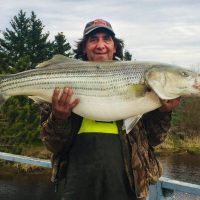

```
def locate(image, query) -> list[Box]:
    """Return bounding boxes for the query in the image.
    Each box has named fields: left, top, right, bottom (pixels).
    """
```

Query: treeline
left=0, top=10, right=133, bottom=154
left=0, top=10, right=74, bottom=153
left=171, top=97, right=200, bottom=137
left=0, top=10, right=72, bottom=74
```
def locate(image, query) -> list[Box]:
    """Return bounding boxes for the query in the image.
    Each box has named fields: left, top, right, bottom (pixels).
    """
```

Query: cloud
left=0, top=0, right=200, bottom=66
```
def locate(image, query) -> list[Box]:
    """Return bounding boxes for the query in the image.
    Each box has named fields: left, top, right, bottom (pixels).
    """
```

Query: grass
left=21, top=145, right=51, bottom=159
left=155, top=132, right=200, bottom=155
left=1, top=132, right=200, bottom=173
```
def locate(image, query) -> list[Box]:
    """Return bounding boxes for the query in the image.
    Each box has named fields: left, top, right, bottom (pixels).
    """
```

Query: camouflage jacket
left=40, top=103, right=171, bottom=199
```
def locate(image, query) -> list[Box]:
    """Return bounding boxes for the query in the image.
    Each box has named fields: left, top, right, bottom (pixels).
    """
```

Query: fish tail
left=0, top=75, right=10, bottom=106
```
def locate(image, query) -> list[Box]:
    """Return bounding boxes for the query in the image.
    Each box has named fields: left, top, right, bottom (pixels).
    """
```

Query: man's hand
left=52, top=87, right=80, bottom=120
left=193, top=83, right=200, bottom=90
left=159, top=97, right=181, bottom=112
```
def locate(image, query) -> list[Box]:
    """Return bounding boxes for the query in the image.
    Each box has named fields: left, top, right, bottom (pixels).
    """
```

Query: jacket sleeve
left=142, top=108, right=172, bottom=147
left=39, top=103, right=73, bottom=154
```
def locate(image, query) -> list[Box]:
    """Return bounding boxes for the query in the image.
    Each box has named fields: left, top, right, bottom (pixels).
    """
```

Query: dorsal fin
left=36, top=54, right=80, bottom=68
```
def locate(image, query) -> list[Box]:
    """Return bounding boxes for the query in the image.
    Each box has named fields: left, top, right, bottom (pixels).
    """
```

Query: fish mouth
left=193, top=84, right=200, bottom=91
left=192, top=75, right=200, bottom=89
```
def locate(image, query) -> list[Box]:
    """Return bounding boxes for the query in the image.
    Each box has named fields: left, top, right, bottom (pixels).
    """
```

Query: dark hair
left=73, top=29, right=124, bottom=61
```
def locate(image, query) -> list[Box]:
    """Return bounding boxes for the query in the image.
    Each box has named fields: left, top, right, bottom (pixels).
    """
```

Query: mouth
left=95, top=53, right=107, bottom=55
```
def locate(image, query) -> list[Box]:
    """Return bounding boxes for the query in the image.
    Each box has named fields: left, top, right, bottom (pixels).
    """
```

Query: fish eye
left=181, top=71, right=189, bottom=77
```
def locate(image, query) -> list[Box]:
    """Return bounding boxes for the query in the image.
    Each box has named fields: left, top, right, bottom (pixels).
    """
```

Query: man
left=40, top=19, right=180, bottom=200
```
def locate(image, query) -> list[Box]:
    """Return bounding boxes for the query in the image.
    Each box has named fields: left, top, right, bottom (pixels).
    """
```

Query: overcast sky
left=0, top=0, right=200, bottom=67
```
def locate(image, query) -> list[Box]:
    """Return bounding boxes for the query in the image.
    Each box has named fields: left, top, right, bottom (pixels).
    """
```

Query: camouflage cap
left=83, top=19, right=115, bottom=36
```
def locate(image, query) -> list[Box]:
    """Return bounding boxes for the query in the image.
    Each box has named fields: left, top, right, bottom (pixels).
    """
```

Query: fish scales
left=2, top=55, right=199, bottom=126
left=1, top=62, right=147, bottom=99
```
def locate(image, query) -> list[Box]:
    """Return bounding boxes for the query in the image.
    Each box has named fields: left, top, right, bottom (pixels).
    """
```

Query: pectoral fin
left=128, top=84, right=146, bottom=97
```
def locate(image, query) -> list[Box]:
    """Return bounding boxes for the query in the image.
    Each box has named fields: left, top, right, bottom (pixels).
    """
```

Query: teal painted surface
left=149, top=177, right=200, bottom=200
left=0, top=152, right=51, bottom=168
left=160, top=177, right=200, bottom=196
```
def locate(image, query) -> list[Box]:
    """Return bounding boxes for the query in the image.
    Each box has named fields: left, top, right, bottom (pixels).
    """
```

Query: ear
left=113, top=45, right=116, bottom=54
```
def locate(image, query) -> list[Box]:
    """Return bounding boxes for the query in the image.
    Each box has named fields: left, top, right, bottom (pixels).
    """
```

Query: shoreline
left=155, top=148, right=200, bottom=156
left=0, top=134, right=200, bottom=173
left=0, top=148, right=200, bottom=175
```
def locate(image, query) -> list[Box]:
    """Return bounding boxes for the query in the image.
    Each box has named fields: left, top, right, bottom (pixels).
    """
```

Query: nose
left=96, top=40, right=106, bottom=49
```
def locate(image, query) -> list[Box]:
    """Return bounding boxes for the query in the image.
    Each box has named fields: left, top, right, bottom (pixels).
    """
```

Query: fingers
left=59, top=87, right=71, bottom=106
left=160, top=97, right=181, bottom=112
left=52, top=87, right=74, bottom=106
left=70, top=98, right=80, bottom=110
left=162, top=98, right=180, bottom=108
left=193, top=83, right=200, bottom=90
left=64, top=88, right=73, bottom=105
left=52, top=87, right=60, bottom=106
left=58, top=87, right=80, bottom=109
left=52, top=87, right=79, bottom=120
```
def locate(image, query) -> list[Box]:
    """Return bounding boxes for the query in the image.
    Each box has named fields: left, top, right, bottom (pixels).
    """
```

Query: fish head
left=145, top=64, right=200, bottom=100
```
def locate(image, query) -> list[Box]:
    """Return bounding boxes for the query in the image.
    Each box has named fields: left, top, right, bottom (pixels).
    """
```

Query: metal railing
left=1, top=151, right=200, bottom=200
left=0, top=151, right=51, bottom=168
left=148, top=177, right=200, bottom=200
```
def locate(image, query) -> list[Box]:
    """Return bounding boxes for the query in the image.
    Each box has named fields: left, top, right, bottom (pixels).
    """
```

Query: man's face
left=84, top=32, right=116, bottom=61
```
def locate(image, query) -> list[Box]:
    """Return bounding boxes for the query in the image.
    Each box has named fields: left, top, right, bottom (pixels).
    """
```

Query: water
left=158, top=152, right=200, bottom=185
left=0, top=153, right=200, bottom=200
left=0, top=171, right=61, bottom=200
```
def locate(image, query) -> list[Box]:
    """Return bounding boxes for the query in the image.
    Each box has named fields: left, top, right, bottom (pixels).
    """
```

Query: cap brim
left=84, top=27, right=115, bottom=36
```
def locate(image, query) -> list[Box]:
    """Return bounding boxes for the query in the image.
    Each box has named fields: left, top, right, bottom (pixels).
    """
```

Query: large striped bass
left=1, top=55, right=200, bottom=132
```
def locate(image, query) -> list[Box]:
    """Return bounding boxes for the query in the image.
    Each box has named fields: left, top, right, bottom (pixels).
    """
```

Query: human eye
left=104, top=35, right=112, bottom=42
left=89, top=36, right=97, bottom=43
